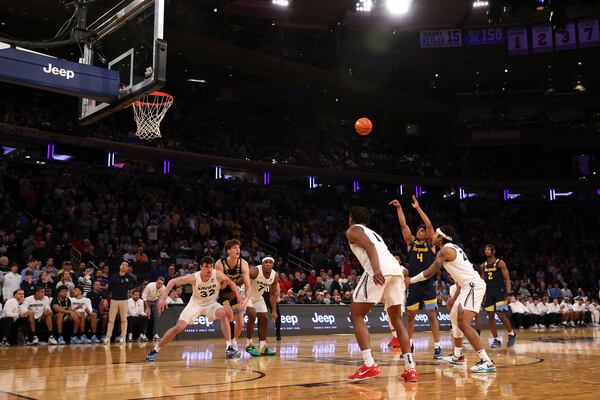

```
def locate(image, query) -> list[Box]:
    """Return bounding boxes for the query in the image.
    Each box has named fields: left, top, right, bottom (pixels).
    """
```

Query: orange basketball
left=355, top=117, right=372, bottom=135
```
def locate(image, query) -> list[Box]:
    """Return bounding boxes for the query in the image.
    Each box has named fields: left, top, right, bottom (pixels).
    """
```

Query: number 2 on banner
left=532, top=26, right=553, bottom=53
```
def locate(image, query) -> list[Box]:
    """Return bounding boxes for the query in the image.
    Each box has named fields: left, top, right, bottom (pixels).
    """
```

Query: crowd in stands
left=0, top=155, right=599, bottom=345
left=1, top=83, right=595, bottom=180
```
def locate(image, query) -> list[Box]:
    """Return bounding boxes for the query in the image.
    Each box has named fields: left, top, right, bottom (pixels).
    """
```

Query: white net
left=132, top=92, right=173, bottom=140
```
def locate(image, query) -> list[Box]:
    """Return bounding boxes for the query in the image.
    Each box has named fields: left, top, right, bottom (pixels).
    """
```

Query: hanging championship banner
left=577, top=20, right=600, bottom=48
left=420, top=29, right=462, bottom=48
left=507, top=28, right=529, bottom=55
left=463, top=27, right=504, bottom=46
left=554, top=23, right=577, bottom=50
left=531, top=25, right=554, bottom=53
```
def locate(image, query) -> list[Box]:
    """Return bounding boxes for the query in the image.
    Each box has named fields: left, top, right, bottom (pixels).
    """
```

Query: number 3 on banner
left=555, top=23, right=576, bottom=50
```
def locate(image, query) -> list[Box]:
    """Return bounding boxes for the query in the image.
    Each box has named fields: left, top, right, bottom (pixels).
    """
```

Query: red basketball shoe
left=387, top=337, right=401, bottom=348
left=401, top=368, right=419, bottom=382
left=348, top=364, right=382, bottom=381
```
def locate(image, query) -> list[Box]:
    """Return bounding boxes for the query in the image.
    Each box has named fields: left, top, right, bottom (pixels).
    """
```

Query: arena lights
left=534, top=0, right=547, bottom=11
left=353, top=180, right=360, bottom=193
left=415, top=185, right=423, bottom=198
left=46, top=143, right=55, bottom=160
left=549, top=189, right=573, bottom=201
left=308, top=176, right=317, bottom=189
left=397, top=184, right=404, bottom=195
left=163, top=160, right=171, bottom=175
left=473, top=1, right=489, bottom=8
left=355, top=0, right=373, bottom=12
left=272, top=0, right=289, bottom=7
left=107, top=152, right=115, bottom=167
left=503, top=189, right=520, bottom=201
left=386, top=0, right=413, bottom=15
left=215, top=166, right=223, bottom=180
left=263, top=171, right=271, bottom=185
left=2, top=146, right=15, bottom=155
left=458, top=188, right=477, bottom=200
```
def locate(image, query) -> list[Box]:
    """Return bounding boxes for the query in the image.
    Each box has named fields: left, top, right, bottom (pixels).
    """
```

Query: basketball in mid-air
left=355, top=117, right=372, bottom=135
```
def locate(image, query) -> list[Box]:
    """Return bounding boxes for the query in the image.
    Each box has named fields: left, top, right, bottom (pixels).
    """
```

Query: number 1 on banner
left=507, top=28, right=529, bottom=55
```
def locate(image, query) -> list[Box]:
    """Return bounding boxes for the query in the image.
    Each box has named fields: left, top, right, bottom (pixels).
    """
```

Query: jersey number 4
left=199, top=288, right=216, bottom=298
left=416, top=253, right=424, bottom=263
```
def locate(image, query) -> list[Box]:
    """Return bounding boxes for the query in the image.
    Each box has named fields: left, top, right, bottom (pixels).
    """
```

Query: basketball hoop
left=132, top=92, right=173, bottom=140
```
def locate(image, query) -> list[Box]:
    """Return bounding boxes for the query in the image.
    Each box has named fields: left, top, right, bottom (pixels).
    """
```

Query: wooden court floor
left=1, top=328, right=599, bottom=399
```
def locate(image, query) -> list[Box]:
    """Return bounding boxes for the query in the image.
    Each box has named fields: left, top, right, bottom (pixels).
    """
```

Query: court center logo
left=43, top=63, right=75, bottom=80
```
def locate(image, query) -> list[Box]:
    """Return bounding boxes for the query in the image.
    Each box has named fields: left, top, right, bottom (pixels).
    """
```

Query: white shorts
left=247, top=297, right=268, bottom=313
left=178, top=300, right=224, bottom=325
left=353, top=274, right=405, bottom=307
left=455, top=280, right=486, bottom=313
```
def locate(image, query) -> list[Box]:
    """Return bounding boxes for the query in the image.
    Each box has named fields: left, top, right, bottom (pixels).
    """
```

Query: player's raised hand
left=411, top=195, right=420, bottom=209
left=388, top=199, right=402, bottom=209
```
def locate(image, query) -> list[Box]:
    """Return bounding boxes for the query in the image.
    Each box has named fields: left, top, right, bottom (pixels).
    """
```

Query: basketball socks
left=232, top=339, right=238, bottom=350
left=434, top=342, right=441, bottom=349
left=246, top=338, right=253, bottom=346
left=454, top=346, right=463, bottom=357
left=477, top=349, right=490, bottom=362
left=259, top=340, right=266, bottom=349
left=154, top=346, right=161, bottom=352
left=404, top=352, right=416, bottom=370
left=494, top=337, right=500, bottom=341
left=409, top=338, right=413, bottom=347
left=391, top=329, right=397, bottom=338
left=508, top=331, right=515, bottom=336
left=361, top=349, right=375, bottom=367
left=226, top=340, right=232, bottom=348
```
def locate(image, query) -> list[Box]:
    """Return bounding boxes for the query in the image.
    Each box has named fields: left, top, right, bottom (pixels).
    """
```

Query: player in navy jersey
left=481, top=244, right=516, bottom=348
left=389, top=196, right=442, bottom=359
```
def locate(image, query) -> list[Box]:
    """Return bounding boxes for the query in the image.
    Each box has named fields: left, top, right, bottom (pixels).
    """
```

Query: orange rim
left=133, top=91, right=174, bottom=107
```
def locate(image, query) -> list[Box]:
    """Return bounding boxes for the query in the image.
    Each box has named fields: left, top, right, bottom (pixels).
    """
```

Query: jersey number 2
left=487, top=272, right=493, bottom=280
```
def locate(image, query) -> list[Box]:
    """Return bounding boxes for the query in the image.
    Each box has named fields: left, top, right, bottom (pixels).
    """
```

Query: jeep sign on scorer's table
left=159, top=305, right=480, bottom=340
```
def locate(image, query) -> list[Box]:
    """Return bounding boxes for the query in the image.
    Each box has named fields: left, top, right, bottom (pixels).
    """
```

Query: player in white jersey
left=346, top=207, right=418, bottom=383
left=70, top=286, right=100, bottom=343
left=409, top=226, right=496, bottom=373
left=244, top=256, right=279, bottom=357
left=21, top=286, right=58, bottom=345
left=146, top=256, right=243, bottom=361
